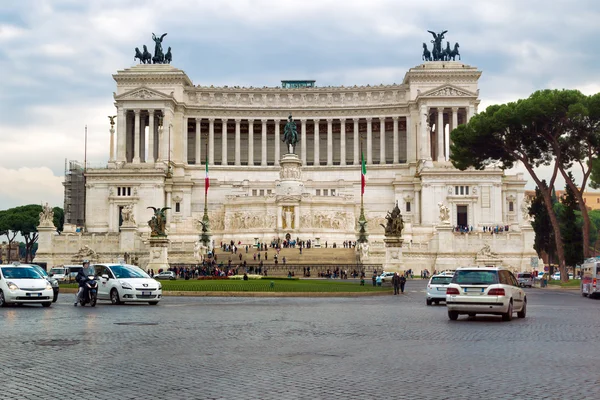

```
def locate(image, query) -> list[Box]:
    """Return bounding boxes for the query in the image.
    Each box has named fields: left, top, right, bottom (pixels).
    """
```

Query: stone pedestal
left=146, top=237, right=170, bottom=272
left=277, top=153, right=303, bottom=196
left=433, top=224, right=456, bottom=272
left=119, top=223, right=137, bottom=252
left=383, top=237, right=404, bottom=272
left=33, top=224, right=56, bottom=266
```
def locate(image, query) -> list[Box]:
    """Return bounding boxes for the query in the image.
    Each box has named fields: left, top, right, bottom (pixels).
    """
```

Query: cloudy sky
left=1, top=0, right=599, bottom=210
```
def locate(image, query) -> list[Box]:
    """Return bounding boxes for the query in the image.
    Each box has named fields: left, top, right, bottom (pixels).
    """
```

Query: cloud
left=0, top=167, right=64, bottom=210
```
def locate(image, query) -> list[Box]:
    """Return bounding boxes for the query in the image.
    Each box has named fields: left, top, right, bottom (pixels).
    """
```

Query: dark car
left=31, top=264, right=59, bottom=302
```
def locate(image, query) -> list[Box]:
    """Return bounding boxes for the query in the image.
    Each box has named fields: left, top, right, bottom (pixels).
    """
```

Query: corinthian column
left=392, top=116, right=399, bottom=164
left=366, top=117, right=372, bottom=164
left=234, top=118, right=241, bottom=166
left=379, top=117, right=386, bottom=164
left=195, top=118, right=201, bottom=165
left=248, top=119, right=254, bottom=166
left=353, top=118, right=359, bottom=164
left=301, top=119, right=307, bottom=164
left=314, top=119, right=320, bottom=166
left=437, top=109, right=445, bottom=161
left=327, top=118, right=333, bottom=166
left=109, top=119, right=115, bottom=162
left=133, top=109, right=141, bottom=163
left=116, top=107, right=126, bottom=162
left=340, top=118, right=346, bottom=166
left=221, top=118, right=228, bottom=165
left=261, top=119, right=268, bottom=166
left=148, top=110, right=155, bottom=163
left=274, top=119, right=281, bottom=165
left=208, top=118, right=215, bottom=165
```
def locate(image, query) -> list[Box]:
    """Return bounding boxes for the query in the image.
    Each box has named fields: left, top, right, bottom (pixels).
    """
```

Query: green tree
left=10, top=205, right=42, bottom=263
left=559, top=174, right=583, bottom=270
left=0, top=210, right=18, bottom=263
left=529, top=182, right=556, bottom=267
left=451, top=90, right=581, bottom=280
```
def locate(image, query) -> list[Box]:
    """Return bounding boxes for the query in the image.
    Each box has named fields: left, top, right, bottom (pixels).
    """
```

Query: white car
left=379, top=272, right=396, bottom=283
left=93, top=263, right=162, bottom=305
left=0, top=264, right=54, bottom=307
left=49, top=266, right=67, bottom=282
left=426, top=274, right=453, bottom=305
left=446, top=266, right=526, bottom=321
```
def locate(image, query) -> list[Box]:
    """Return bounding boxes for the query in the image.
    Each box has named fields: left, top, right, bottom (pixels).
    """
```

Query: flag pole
left=200, top=140, right=211, bottom=250
left=358, top=133, right=368, bottom=244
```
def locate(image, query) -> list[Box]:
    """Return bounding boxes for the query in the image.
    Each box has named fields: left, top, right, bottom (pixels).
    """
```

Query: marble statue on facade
left=478, top=243, right=499, bottom=259
left=147, top=206, right=170, bottom=237
left=282, top=114, right=299, bottom=154
left=380, top=202, right=404, bottom=237
left=39, top=203, right=54, bottom=226
left=193, top=241, right=201, bottom=261
left=438, top=202, right=451, bottom=224
left=121, top=204, right=136, bottom=225
left=521, top=196, right=532, bottom=222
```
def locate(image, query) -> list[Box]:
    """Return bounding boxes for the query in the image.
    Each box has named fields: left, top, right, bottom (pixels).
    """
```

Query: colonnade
left=114, top=107, right=473, bottom=166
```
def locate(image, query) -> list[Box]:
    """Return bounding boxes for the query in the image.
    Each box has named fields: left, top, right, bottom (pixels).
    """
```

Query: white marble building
left=38, top=61, right=537, bottom=271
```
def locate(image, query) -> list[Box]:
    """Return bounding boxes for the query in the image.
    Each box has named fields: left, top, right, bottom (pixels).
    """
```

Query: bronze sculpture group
left=380, top=202, right=404, bottom=237
left=147, top=206, right=170, bottom=237
left=422, top=30, right=460, bottom=61
left=282, top=114, right=299, bottom=154
left=135, top=33, right=172, bottom=64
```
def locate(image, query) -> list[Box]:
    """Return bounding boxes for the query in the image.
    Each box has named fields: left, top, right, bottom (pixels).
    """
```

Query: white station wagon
left=445, top=266, right=526, bottom=321
left=92, top=263, right=162, bottom=305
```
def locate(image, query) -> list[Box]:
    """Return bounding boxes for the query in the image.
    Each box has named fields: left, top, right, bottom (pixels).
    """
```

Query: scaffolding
left=63, top=159, right=86, bottom=227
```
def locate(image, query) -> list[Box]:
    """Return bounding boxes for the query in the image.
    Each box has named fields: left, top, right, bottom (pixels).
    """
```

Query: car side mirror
left=102, top=274, right=109, bottom=280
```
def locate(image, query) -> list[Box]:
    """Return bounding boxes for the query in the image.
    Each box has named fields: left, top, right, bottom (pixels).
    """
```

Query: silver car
left=516, top=272, right=533, bottom=288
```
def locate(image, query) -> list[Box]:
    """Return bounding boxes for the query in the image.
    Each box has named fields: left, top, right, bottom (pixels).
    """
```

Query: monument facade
left=37, top=33, right=537, bottom=272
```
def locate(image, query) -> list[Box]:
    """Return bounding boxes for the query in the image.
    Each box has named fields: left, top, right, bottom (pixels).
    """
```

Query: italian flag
left=205, top=155, right=210, bottom=195
left=361, top=151, right=366, bottom=194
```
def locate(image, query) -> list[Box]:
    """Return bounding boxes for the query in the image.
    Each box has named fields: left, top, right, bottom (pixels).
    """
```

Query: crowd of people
left=454, top=225, right=511, bottom=234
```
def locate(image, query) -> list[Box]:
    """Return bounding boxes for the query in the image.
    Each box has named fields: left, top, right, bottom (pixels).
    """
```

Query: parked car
left=426, top=274, right=453, bottom=305
left=30, top=264, right=59, bottom=302
left=0, top=263, right=54, bottom=307
left=48, top=266, right=67, bottom=282
left=446, top=266, right=526, bottom=321
left=516, top=272, right=534, bottom=288
left=378, top=271, right=396, bottom=283
left=154, top=271, right=177, bottom=280
left=93, top=263, right=162, bottom=305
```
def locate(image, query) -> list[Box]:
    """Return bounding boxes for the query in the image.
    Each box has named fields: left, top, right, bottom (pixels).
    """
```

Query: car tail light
left=488, top=288, right=505, bottom=296
left=593, top=278, right=597, bottom=288
left=446, top=287, right=460, bottom=295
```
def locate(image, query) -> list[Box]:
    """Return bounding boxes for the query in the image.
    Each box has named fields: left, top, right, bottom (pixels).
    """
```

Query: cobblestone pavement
left=1, top=280, right=599, bottom=400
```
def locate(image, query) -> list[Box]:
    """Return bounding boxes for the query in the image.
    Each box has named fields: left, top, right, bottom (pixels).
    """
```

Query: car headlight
left=7, top=281, right=18, bottom=290
left=46, top=282, right=53, bottom=291
left=120, top=281, right=133, bottom=290
left=157, top=282, right=162, bottom=290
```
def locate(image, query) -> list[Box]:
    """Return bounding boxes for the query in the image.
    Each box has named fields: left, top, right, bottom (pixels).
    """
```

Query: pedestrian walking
left=392, top=272, right=401, bottom=295
left=399, top=274, right=407, bottom=293
left=372, top=272, right=377, bottom=287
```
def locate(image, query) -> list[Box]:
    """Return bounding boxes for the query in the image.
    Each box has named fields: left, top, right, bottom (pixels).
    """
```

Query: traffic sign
left=544, top=266, right=549, bottom=272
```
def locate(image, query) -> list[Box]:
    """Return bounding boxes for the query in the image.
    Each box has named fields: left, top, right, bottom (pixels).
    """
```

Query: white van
left=49, top=266, right=67, bottom=281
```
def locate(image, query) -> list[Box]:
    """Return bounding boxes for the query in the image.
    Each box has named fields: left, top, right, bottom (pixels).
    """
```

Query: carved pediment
left=115, top=87, right=171, bottom=101
left=420, top=84, right=476, bottom=98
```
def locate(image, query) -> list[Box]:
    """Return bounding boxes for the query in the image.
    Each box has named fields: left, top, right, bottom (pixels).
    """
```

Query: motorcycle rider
left=74, top=260, right=95, bottom=306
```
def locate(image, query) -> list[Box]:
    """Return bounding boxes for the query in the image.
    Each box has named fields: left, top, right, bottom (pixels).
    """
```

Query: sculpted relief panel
left=299, top=211, right=355, bottom=230
left=224, top=211, right=277, bottom=230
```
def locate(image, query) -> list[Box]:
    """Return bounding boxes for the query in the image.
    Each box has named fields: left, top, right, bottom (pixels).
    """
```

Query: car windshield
left=1, top=267, right=44, bottom=279
left=519, top=273, right=532, bottom=278
left=431, top=276, right=452, bottom=285
left=110, top=265, right=150, bottom=279
left=31, top=266, right=48, bottom=277
left=50, top=268, right=65, bottom=274
left=452, top=270, right=498, bottom=285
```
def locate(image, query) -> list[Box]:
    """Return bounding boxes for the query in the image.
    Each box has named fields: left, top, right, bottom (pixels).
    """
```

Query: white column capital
left=353, top=117, right=360, bottom=123
left=339, top=118, right=346, bottom=123
left=452, top=107, right=459, bottom=112
left=300, top=118, right=307, bottom=122
left=379, top=117, right=386, bottom=123
left=235, top=118, right=242, bottom=123
left=248, top=118, right=254, bottom=124
left=134, top=109, right=141, bottom=115
left=366, top=117, right=372, bottom=122
left=148, top=109, right=155, bottom=116
left=261, top=119, right=268, bottom=124
left=326, top=118, right=333, bottom=123
left=208, top=117, right=215, bottom=123
left=392, top=116, right=399, bottom=121
left=194, top=117, right=200, bottom=122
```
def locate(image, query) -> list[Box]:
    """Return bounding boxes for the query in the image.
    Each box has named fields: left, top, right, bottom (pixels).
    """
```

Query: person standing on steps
left=399, top=274, right=407, bottom=293
left=392, top=272, right=401, bottom=295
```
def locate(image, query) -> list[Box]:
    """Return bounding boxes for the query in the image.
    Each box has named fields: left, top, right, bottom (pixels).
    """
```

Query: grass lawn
left=61, top=279, right=391, bottom=293
left=548, top=279, right=581, bottom=288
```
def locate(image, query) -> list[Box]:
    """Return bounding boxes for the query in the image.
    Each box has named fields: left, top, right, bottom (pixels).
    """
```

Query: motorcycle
left=79, top=276, right=98, bottom=307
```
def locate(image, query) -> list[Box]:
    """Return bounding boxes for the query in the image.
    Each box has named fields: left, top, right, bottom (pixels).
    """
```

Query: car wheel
left=148, top=301, right=159, bottom=305
left=448, top=310, right=458, bottom=321
left=582, top=292, right=588, bottom=297
left=52, top=292, right=58, bottom=302
left=42, top=302, right=51, bottom=308
left=435, top=300, right=440, bottom=305
left=0, top=290, right=6, bottom=307
left=517, top=300, right=526, bottom=318
left=468, top=313, right=476, bottom=318
left=502, top=301, right=513, bottom=321
left=110, top=289, right=122, bottom=305
left=426, top=299, right=432, bottom=306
